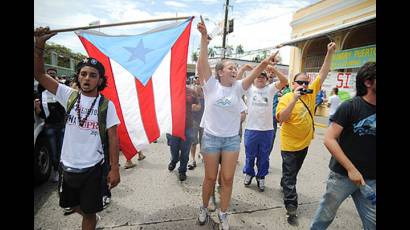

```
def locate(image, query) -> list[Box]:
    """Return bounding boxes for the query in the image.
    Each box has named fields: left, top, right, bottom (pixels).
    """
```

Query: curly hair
left=355, top=62, right=376, bottom=96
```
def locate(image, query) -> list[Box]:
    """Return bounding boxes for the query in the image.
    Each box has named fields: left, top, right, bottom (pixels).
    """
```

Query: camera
left=298, top=88, right=313, bottom=95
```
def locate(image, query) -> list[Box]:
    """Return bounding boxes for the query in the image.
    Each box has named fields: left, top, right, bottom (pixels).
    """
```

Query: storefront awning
left=279, top=15, right=376, bottom=47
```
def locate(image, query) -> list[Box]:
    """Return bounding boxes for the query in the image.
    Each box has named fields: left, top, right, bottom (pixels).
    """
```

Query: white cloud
left=34, top=0, right=317, bottom=63
left=164, top=1, right=188, bottom=8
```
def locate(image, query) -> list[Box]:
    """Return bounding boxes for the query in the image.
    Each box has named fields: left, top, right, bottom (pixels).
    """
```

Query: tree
left=44, top=42, right=87, bottom=68
left=191, top=51, right=198, bottom=62
left=208, top=47, right=216, bottom=58
left=235, top=44, right=244, bottom=55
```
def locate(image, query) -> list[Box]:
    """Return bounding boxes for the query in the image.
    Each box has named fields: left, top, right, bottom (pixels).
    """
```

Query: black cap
left=75, top=57, right=105, bottom=77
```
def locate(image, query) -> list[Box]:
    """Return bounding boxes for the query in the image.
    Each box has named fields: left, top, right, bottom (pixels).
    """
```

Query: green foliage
left=191, top=51, right=198, bottom=62
left=235, top=44, right=244, bottom=55
left=208, top=47, right=216, bottom=58
left=44, top=42, right=87, bottom=68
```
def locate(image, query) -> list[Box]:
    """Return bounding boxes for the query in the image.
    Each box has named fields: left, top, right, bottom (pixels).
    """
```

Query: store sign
left=306, top=72, right=356, bottom=100
left=331, top=45, right=376, bottom=70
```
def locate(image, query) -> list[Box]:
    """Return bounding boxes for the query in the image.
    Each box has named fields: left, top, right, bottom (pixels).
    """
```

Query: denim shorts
left=200, top=131, right=240, bottom=154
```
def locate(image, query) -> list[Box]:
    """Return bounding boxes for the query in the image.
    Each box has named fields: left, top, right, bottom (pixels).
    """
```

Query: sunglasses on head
left=294, top=80, right=309, bottom=86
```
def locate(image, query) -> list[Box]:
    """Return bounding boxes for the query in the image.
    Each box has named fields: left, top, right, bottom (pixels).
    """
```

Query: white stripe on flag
left=110, top=59, right=150, bottom=147
left=152, top=51, right=173, bottom=135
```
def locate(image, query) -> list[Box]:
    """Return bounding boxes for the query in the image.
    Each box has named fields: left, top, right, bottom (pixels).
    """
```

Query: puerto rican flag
left=76, top=17, right=193, bottom=160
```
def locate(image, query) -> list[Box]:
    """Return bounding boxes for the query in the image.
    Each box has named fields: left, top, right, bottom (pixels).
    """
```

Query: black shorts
left=58, top=162, right=103, bottom=214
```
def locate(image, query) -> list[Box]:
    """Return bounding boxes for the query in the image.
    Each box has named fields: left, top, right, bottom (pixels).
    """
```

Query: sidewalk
left=34, top=126, right=362, bottom=229
left=314, top=115, right=329, bottom=128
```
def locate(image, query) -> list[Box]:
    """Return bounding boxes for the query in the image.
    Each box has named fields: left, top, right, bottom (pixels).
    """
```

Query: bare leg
left=73, top=206, right=97, bottom=230
left=219, top=151, right=239, bottom=212
left=190, top=144, right=197, bottom=162
left=202, top=153, right=220, bottom=207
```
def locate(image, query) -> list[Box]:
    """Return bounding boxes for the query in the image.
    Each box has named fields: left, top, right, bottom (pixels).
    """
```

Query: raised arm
left=236, top=64, right=253, bottom=80
left=197, top=16, right=212, bottom=86
left=318, top=42, right=336, bottom=87
left=242, top=51, right=279, bottom=90
left=271, top=65, right=288, bottom=90
left=34, top=27, right=59, bottom=95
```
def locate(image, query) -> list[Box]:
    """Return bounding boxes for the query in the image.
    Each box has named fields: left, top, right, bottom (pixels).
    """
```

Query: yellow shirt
left=276, top=76, right=321, bottom=151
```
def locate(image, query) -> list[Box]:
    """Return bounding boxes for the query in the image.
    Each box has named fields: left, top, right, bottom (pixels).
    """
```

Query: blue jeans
left=167, top=128, right=193, bottom=173
left=243, top=129, right=274, bottom=178
left=44, top=124, right=65, bottom=171
left=310, top=171, right=376, bottom=230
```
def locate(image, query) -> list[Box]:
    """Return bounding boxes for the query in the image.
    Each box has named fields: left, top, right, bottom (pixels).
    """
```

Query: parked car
left=34, top=107, right=52, bottom=185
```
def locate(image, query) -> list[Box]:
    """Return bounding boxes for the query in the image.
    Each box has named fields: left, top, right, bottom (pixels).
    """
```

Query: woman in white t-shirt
left=196, top=16, right=280, bottom=229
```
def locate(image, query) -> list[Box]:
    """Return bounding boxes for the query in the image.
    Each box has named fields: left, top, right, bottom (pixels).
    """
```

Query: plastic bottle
left=360, top=184, right=376, bottom=206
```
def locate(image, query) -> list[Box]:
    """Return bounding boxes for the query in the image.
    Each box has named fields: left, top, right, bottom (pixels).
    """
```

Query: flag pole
left=39, top=16, right=192, bottom=34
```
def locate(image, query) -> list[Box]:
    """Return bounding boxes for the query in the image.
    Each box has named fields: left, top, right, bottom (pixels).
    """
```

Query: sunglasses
left=294, top=80, right=309, bottom=86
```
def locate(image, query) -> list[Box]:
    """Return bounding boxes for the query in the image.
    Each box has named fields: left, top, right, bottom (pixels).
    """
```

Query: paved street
left=34, top=124, right=364, bottom=229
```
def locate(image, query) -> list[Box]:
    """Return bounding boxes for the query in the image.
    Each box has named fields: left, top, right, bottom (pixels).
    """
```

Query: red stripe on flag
left=170, top=20, right=193, bottom=140
left=135, top=78, right=160, bottom=143
left=78, top=36, right=137, bottom=160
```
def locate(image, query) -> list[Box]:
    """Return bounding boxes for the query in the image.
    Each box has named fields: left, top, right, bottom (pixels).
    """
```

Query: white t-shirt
left=245, top=83, right=278, bottom=131
left=41, top=90, right=57, bottom=118
left=200, top=76, right=245, bottom=137
left=56, top=84, right=120, bottom=169
left=328, top=94, right=341, bottom=116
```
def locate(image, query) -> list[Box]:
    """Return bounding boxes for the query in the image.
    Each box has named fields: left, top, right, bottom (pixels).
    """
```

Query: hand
left=327, top=42, right=336, bottom=54
left=107, top=167, right=120, bottom=189
left=34, top=27, right=57, bottom=49
left=262, top=50, right=279, bottom=66
left=197, top=15, right=208, bottom=38
left=293, top=86, right=303, bottom=99
left=347, top=168, right=365, bottom=186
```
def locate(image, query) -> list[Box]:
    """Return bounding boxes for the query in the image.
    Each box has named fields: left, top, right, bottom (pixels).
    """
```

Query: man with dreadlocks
left=34, top=27, right=120, bottom=230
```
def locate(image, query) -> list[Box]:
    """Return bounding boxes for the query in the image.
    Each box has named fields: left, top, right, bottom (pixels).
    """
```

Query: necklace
left=76, top=92, right=99, bottom=127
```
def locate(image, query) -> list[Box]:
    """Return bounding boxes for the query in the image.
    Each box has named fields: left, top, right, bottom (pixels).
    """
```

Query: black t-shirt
left=329, top=96, right=376, bottom=179
left=39, top=92, right=66, bottom=126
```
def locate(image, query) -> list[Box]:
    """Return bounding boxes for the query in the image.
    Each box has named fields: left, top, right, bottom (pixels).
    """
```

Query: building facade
left=280, top=0, right=376, bottom=116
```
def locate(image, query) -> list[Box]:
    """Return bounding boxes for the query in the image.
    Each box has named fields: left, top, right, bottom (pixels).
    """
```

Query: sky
left=34, top=0, right=319, bottom=65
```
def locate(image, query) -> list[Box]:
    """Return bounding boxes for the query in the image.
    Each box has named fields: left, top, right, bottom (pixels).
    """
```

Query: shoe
left=218, top=210, right=230, bottom=230
left=188, top=161, right=196, bottom=170
left=168, top=162, right=176, bottom=171
left=124, top=160, right=136, bottom=169
left=286, top=213, right=298, bottom=226
left=244, top=174, right=253, bottom=186
left=102, top=196, right=111, bottom=209
left=285, top=205, right=298, bottom=225
left=63, top=207, right=74, bottom=216
left=51, top=170, right=59, bottom=183
left=256, top=178, right=265, bottom=192
left=198, top=206, right=209, bottom=225
left=137, top=152, right=146, bottom=161
left=179, top=172, right=187, bottom=181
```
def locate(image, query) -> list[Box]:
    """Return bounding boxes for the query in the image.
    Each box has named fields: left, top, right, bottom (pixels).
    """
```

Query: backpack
left=66, top=90, right=110, bottom=163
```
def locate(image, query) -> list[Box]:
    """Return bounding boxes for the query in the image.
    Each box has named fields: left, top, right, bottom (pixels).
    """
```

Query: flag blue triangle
left=79, top=18, right=192, bottom=86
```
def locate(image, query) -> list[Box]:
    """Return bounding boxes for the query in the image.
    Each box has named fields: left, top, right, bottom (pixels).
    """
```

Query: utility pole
left=222, top=0, right=229, bottom=59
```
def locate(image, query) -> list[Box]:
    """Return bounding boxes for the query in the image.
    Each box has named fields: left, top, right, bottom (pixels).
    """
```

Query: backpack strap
left=66, top=90, right=79, bottom=115
left=65, top=90, right=80, bottom=122
left=97, top=94, right=110, bottom=162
